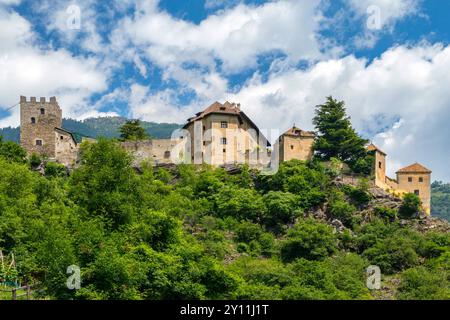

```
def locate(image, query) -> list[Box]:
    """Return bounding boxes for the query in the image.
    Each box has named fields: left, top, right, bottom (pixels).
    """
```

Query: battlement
left=20, top=96, right=58, bottom=104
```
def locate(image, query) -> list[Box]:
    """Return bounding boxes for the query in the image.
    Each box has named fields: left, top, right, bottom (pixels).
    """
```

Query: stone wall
left=54, top=129, right=78, bottom=167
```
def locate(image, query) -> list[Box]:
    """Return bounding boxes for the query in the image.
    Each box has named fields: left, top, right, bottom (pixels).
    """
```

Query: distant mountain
left=0, top=117, right=182, bottom=143
left=432, top=181, right=450, bottom=221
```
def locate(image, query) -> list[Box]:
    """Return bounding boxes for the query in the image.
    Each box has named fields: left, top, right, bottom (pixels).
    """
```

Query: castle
left=18, top=96, right=432, bottom=214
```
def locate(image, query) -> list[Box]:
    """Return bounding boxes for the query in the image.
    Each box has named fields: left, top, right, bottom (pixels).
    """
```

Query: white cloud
left=113, top=0, right=325, bottom=74
left=0, top=6, right=108, bottom=126
left=348, top=0, right=420, bottom=29
left=220, top=43, right=450, bottom=181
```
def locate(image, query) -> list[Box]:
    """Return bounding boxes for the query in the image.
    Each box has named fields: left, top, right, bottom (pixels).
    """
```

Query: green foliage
left=397, top=266, right=450, bottom=300
left=119, top=119, right=150, bottom=141
left=44, top=162, right=67, bottom=178
left=263, top=191, right=301, bottom=231
left=362, top=229, right=422, bottom=274
left=312, top=97, right=371, bottom=174
left=431, top=181, right=450, bottom=221
left=399, top=193, right=422, bottom=218
left=280, top=219, right=337, bottom=262
left=0, top=136, right=27, bottom=163
left=29, top=153, right=42, bottom=168
left=374, top=206, right=398, bottom=222
left=0, top=135, right=448, bottom=301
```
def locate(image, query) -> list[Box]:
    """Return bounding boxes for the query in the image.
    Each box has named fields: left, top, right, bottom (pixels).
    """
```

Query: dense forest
left=432, top=181, right=450, bottom=221
left=0, top=97, right=448, bottom=300
left=0, top=117, right=181, bottom=143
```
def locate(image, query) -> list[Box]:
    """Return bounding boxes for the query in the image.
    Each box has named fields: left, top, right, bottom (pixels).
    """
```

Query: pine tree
left=119, top=119, right=150, bottom=141
left=313, top=97, right=370, bottom=173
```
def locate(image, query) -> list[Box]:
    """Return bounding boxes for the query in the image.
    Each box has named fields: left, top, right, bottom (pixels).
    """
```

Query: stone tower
left=367, top=143, right=387, bottom=189
left=277, top=126, right=315, bottom=162
left=20, top=96, right=63, bottom=158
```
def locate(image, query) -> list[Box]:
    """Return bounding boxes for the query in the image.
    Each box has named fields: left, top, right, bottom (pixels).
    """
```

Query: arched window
left=31, top=117, right=36, bottom=124
left=40, top=108, right=45, bottom=115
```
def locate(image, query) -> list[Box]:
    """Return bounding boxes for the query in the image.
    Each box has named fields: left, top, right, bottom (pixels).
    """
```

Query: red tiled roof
left=283, top=126, right=315, bottom=138
left=367, top=143, right=386, bottom=155
left=396, top=163, right=432, bottom=174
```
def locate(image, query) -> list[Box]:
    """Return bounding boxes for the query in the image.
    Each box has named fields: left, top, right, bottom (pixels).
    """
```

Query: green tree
left=399, top=193, right=422, bottom=218
left=312, top=97, right=370, bottom=173
left=280, top=218, right=337, bottom=262
left=0, top=136, right=27, bottom=163
left=119, top=119, right=150, bottom=141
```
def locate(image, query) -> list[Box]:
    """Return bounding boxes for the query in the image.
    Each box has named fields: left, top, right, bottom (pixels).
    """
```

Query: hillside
left=432, top=181, right=450, bottom=221
left=0, top=138, right=449, bottom=300
left=0, top=117, right=182, bottom=143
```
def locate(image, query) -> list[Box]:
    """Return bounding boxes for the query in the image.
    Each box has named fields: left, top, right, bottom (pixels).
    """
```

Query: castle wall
left=54, top=129, right=78, bottom=167
left=120, top=139, right=185, bottom=166
left=279, top=135, right=314, bottom=162
left=20, top=96, right=62, bottom=158
left=185, top=113, right=267, bottom=166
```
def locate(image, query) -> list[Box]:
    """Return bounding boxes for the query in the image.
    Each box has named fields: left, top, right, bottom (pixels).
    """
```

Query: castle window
left=221, top=121, right=228, bottom=128
left=31, top=117, right=36, bottom=124
left=60, top=136, right=64, bottom=140
left=40, top=108, right=45, bottom=115
left=223, top=148, right=226, bottom=153
left=291, top=145, right=294, bottom=150
left=408, top=177, right=413, bottom=183
left=379, top=162, right=382, bottom=169
left=419, top=177, right=424, bottom=183
left=164, top=151, right=171, bottom=159
left=221, top=138, right=227, bottom=145
left=36, top=139, right=42, bottom=146
left=414, top=190, right=420, bottom=196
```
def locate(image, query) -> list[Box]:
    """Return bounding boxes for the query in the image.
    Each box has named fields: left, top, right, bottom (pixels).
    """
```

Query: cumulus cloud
left=0, top=6, right=108, bottom=126
left=223, top=43, right=450, bottom=181
left=113, top=0, right=324, bottom=74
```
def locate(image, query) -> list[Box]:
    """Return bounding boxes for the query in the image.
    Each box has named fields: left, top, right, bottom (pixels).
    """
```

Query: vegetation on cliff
left=0, top=138, right=448, bottom=300
left=0, top=98, right=448, bottom=300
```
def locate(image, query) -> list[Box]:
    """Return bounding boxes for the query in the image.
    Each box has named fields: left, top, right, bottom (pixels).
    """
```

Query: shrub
left=374, top=206, right=397, bottom=222
left=44, top=162, right=67, bottom=178
left=280, top=219, right=337, bottom=262
left=399, top=193, right=421, bottom=218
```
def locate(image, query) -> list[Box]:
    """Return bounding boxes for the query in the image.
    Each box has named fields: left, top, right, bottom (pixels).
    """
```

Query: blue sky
left=1, top=0, right=450, bottom=181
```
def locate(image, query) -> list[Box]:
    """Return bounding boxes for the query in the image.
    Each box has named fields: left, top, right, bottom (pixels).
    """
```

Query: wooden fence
left=0, top=283, right=43, bottom=300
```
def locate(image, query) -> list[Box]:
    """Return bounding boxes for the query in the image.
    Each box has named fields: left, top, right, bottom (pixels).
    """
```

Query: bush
left=263, top=191, right=301, bottom=230
left=374, top=206, right=397, bottom=222
left=29, top=153, right=42, bottom=168
left=44, top=162, right=67, bottom=178
left=363, top=229, right=421, bottom=274
left=329, top=199, right=357, bottom=228
left=280, top=219, right=337, bottom=262
left=397, top=267, right=450, bottom=300
left=399, top=193, right=421, bottom=218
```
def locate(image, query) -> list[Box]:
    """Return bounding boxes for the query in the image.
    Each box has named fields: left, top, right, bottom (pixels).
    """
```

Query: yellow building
left=276, top=126, right=315, bottom=162
left=396, top=163, right=432, bottom=215
left=182, top=101, right=271, bottom=166
left=368, top=143, right=432, bottom=214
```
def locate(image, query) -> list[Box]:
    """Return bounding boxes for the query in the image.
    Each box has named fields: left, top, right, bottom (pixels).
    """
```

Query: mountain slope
left=431, top=181, right=450, bottom=221
left=0, top=117, right=182, bottom=143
